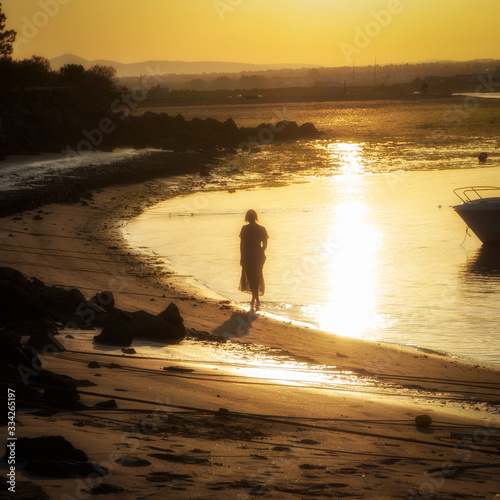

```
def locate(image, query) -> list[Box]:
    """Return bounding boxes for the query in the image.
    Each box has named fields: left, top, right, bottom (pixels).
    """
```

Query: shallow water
left=124, top=165, right=500, bottom=366
left=123, top=99, right=500, bottom=366
left=0, top=148, right=153, bottom=191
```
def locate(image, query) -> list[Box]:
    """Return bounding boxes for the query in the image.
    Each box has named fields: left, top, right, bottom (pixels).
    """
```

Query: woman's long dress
left=239, top=223, right=268, bottom=296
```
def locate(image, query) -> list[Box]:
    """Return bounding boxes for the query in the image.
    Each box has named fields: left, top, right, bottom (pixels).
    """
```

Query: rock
left=415, top=414, right=433, bottom=427
left=94, top=399, right=117, bottom=409
left=73, top=379, right=96, bottom=388
left=131, top=308, right=184, bottom=343
left=38, top=286, right=86, bottom=316
left=0, top=477, right=51, bottom=499
left=64, top=312, right=94, bottom=329
left=27, top=331, right=65, bottom=352
left=83, top=483, right=125, bottom=495
left=121, top=347, right=136, bottom=354
left=90, top=304, right=130, bottom=326
left=156, top=303, right=186, bottom=341
left=87, top=360, right=101, bottom=368
left=91, top=310, right=130, bottom=327
left=298, top=439, right=320, bottom=445
left=215, top=408, right=230, bottom=419
left=115, top=455, right=152, bottom=467
left=299, top=122, right=320, bottom=137
left=163, top=366, right=194, bottom=373
left=90, top=291, right=115, bottom=312
left=0, top=267, right=28, bottom=283
left=146, top=471, right=192, bottom=483
left=0, top=330, right=31, bottom=369
left=0, top=331, right=45, bottom=411
left=93, top=319, right=134, bottom=347
left=11, top=435, right=88, bottom=462
left=0, top=270, right=47, bottom=321
left=37, top=370, right=81, bottom=405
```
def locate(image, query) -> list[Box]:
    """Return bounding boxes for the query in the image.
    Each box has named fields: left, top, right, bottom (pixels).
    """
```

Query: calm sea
left=123, top=99, right=500, bottom=367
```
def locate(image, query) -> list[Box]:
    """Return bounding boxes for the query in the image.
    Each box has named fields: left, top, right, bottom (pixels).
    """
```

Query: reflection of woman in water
left=239, top=209, right=269, bottom=311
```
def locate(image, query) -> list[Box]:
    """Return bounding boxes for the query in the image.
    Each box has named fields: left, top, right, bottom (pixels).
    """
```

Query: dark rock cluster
left=0, top=266, right=186, bottom=347
left=93, top=302, right=185, bottom=347
left=105, top=113, right=320, bottom=152
left=0, top=267, right=185, bottom=414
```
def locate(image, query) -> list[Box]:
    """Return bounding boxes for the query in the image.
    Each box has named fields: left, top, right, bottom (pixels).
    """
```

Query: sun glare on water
left=302, top=142, right=392, bottom=339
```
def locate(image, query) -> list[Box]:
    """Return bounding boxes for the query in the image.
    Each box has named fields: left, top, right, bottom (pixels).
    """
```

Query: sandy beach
left=1, top=166, right=500, bottom=500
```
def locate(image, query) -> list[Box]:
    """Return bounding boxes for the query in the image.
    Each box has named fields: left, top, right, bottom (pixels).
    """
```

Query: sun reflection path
left=180, top=340, right=380, bottom=390
left=302, top=142, right=395, bottom=339
left=327, top=141, right=366, bottom=175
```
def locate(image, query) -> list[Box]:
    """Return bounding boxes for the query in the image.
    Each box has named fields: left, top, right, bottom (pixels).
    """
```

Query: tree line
left=0, top=3, right=122, bottom=114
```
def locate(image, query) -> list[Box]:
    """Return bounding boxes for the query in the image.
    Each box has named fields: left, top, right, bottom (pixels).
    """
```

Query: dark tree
left=0, top=3, right=16, bottom=57
left=59, top=64, right=86, bottom=83
left=87, top=65, right=117, bottom=85
left=18, top=55, right=52, bottom=83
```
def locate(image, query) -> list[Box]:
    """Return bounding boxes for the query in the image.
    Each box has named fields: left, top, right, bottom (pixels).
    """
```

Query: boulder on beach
left=131, top=306, right=185, bottom=343
left=0, top=267, right=86, bottom=329
left=0, top=267, right=47, bottom=320
left=90, top=290, right=116, bottom=312
left=0, top=330, right=31, bottom=369
left=0, top=477, right=52, bottom=500
left=37, top=370, right=81, bottom=406
left=91, top=309, right=131, bottom=327
left=9, top=435, right=107, bottom=479
left=27, top=331, right=65, bottom=353
left=157, top=302, right=186, bottom=340
left=93, top=319, right=134, bottom=347
left=10, top=435, right=88, bottom=462
left=38, top=286, right=86, bottom=315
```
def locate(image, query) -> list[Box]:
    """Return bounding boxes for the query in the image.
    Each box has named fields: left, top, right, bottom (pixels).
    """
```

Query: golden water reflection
left=327, top=141, right=366, bottom=175
left=305, top=143, right=394, bottom=339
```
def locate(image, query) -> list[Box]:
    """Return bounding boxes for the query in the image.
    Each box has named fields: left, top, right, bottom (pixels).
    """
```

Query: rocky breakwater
left=1, top=86, right=320, bottom=156
left=0, top=267, right=186, bottom=414
left=106, top=113, right=321, bottom=151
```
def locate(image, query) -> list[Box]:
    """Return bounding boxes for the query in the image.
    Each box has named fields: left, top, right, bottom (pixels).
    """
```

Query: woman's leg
left=252, top=289, right=260, bottom=311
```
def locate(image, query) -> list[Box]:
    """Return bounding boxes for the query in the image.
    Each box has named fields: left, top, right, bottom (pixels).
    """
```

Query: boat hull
left=454, top=205, right=500, bottom=243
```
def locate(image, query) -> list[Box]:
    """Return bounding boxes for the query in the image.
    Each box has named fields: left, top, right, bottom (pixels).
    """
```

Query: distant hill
left=49, top=54, right=317, bottom=77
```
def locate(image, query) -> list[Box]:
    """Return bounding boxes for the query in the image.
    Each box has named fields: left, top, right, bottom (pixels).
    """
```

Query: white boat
left=453, top=186, right=500, bottom=244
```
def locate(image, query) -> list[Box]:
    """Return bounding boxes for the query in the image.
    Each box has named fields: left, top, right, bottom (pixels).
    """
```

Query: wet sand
left=1, top=173, right=500, bottom=499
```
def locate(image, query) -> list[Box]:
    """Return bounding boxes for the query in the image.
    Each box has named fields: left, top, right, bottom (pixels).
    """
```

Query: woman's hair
left=245, top=209, right=258, bottom=223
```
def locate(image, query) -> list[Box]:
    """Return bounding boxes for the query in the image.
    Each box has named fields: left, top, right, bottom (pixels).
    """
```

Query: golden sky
left=3, top=0, right=500, bottom=67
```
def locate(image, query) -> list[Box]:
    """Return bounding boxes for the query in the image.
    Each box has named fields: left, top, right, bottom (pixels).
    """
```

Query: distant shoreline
left=135, top=91, right=457, bottom=111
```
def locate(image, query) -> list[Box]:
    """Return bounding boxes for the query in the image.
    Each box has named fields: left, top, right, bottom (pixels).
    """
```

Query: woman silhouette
left=239, top=209, right=269, bottom=311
